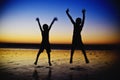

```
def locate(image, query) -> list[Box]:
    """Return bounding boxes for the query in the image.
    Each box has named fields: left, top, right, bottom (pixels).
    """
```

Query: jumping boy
left=66, top=8, right=89, bottom=64
left=34, top=17, right=58, bottom=66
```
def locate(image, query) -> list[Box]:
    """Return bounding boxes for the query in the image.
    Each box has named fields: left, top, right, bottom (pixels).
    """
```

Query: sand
left=0, top=48, right=120, bottom=80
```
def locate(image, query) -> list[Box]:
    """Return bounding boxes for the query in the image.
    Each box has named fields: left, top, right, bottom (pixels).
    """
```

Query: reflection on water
left=0, top=48, right=118, bottom=66
left=33, top=67, right=52, bottom=80
left=33, top=69, right=39, bottom=80
left=32, top=66, right=89, bottom=80
left=0, top=48, right=119, bottom=80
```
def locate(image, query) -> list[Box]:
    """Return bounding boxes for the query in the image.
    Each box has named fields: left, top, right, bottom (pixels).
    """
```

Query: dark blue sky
left=0, top=0, right=119, bottom=44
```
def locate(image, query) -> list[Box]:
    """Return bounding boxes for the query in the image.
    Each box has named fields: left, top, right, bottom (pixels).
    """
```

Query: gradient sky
left=0, top=0, right=119, bottom=44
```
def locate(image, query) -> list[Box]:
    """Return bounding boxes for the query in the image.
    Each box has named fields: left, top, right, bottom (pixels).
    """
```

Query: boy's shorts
left=39, top=43, right=51, bottom=53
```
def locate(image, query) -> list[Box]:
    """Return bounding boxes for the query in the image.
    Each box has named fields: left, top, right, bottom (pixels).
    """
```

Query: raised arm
left=81, top=9, right=86, bottom=27
left=49, top=17, right=58, bottom=30
left=66, top=9, right=75, bottom=24
left=36, top=17, right=43, bottom=31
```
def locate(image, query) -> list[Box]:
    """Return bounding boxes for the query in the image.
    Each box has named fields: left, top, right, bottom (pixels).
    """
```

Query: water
left=0, top=48, right=119, bottom=80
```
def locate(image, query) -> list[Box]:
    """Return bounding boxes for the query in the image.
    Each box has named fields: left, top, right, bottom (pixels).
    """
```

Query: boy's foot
left=49, top=62, right=52, bottom=66
left=86, top=59, right=89, bottom=63
left=70, top=60, right=73, bottom=64
left=34, top=62, right=37, bottom=65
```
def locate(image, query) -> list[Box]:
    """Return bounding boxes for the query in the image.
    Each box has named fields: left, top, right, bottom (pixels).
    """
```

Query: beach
left=0, top=48, right=120, bottom=80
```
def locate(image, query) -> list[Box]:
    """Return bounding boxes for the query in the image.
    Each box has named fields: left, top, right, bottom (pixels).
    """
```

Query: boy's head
left=76, top=17, right=81, bottom=24
left=43, top=24, right=48, bottom=30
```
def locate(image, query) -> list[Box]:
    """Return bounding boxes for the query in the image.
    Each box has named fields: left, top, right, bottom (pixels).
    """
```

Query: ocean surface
left=0, top=48, right=119, bottom=80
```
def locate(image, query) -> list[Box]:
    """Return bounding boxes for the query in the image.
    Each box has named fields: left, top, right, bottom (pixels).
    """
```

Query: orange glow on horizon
left=0, top=25, right=119, bottom=45
left=0, top=33, right=119, bottom=45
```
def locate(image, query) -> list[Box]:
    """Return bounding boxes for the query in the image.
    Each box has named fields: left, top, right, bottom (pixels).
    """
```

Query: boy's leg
left=70, top=47, right=75, bottom=64
left=81, top=47, right=89, bottom=63
left=46, top=45, right=52, bottom=66
left=34, top=49, right=43, bottom=65
left=47, top=51, right=52, bottom=66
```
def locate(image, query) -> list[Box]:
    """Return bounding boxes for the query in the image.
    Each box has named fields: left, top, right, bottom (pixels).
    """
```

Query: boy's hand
left=82, top=9, right=86, bottom=14
left=66, top=9, right=69, bottom=13
left=54, top=17, right=58, bottom=21
left=36, top=17, right=39, bottom=21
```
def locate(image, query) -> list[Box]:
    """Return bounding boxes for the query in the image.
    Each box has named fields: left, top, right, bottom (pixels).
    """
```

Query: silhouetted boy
left=66, top=8, right=89, bottom=64
left=34, top=17, right=57, bottom=66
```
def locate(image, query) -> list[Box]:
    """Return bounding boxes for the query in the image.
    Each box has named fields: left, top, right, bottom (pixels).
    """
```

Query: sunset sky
left=0, top=0, right=119, bottom=44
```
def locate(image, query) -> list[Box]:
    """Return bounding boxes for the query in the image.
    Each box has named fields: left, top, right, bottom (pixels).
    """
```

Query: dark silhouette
left=32, top=69, right=39, bottom=80
left=46, top=68, right=52, bottom=80
left=32, top=68, right=52, bottom=80
left=34, top=17, right=58, bottom=66
left=66, top=8, right=89, bottom=64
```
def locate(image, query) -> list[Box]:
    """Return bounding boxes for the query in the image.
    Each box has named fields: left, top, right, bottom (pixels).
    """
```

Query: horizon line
left=0, top=42, right=119, bottom=45
left=0, top=43, right=119, bottom=50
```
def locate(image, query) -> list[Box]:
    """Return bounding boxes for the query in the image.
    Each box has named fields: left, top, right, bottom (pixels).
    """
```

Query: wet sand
left=0, top=48, right=120, bottom=80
